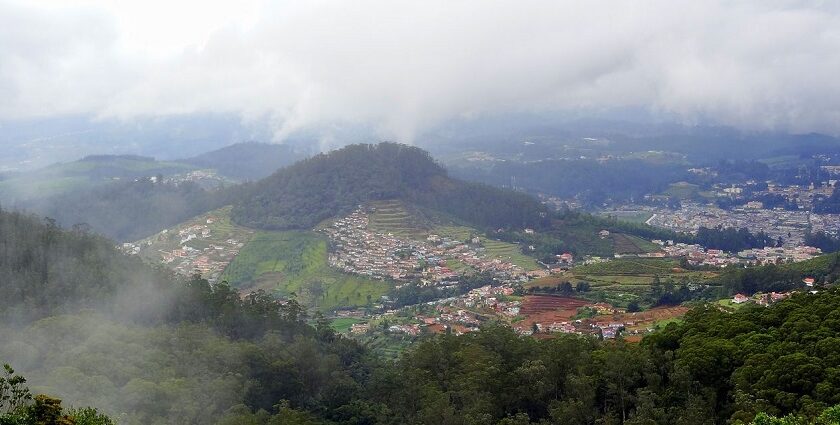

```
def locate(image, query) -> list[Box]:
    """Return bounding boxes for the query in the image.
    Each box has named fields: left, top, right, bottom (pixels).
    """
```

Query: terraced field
left=367, top=200, right=431, bottom=239
left=573, top=258, right=682, bottom=275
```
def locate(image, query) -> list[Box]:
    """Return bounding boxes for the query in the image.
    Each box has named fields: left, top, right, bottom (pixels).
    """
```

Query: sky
left=2, top=0, right=840, bottom=142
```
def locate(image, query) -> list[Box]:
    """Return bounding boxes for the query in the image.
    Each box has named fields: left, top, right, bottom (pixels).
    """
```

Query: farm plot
left=221, top=230, right=390, bottom=311
left=517, top=295, right=594, bottom=328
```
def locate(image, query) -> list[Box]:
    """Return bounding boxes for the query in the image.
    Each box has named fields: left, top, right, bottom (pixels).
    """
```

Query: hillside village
left=121, top=207, right=254, bottom=283
left=646, top=202, right=814, bottom=245
left=321, top=206, right=529, bottom=285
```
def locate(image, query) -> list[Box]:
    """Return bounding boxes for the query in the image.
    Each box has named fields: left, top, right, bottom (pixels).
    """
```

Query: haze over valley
left=4, top=2, right=840, bottom=425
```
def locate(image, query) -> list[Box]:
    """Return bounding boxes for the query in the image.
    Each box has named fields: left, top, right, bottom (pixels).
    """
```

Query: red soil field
left=520, top=295, right=591, bottom=315
left=515, top=297, right=689, bottom=337
left=518, top=295, right=594, bottom=327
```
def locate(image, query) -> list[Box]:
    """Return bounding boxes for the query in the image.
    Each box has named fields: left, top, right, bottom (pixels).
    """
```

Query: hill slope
left=181, top=142, right=306, bottom=181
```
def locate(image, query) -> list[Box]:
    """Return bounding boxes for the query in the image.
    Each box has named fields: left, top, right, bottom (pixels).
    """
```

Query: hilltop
left=231, top=142, right=549, bottom=231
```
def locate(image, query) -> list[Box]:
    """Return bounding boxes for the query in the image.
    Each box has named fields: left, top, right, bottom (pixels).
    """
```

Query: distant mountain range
left=0, top=142, right=306, bottom=203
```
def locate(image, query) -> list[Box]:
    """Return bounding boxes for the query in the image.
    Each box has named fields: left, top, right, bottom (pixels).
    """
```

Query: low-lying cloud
left=3, top=0, right=840, bottom=141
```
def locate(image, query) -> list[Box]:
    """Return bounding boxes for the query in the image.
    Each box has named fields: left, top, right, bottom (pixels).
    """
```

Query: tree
left=0, top=364, right=31, bottom=414
left=560, top=282, right=574, bottom=294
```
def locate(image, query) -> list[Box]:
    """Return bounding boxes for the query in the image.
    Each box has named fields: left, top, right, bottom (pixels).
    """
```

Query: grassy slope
left=137, top=206, right=254, bottom=254
left=221, top=231, right=389, bottom=311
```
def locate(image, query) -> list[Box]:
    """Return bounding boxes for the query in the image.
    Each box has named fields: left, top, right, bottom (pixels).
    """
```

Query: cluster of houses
left=736, top=245, right=822, bottom=265
left=654, top=241, right=742, bottom=267
left=164, top=169, right=227, bottom=188
left=809, top=213, right=840, bottom=237
left=647, top=240, right=822, bottom=268
left=347, top=285, right=520, bottom=338
left=646, top=202, right=811, bottom=246
left=457, top=285, right=521, bottom=316
left=516, top=318, right=639, bottom=340
left=732, top=290, right=796, bottom=306
left=122, top=213, right=249, bottom=283
left=321, top=207, right=528, bottom=285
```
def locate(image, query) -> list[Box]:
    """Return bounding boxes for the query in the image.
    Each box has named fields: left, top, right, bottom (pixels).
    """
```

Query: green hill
left=231, top=142, right=549, bottom=231
left=0, top=154, right=196, bottom=201
left=230, top=143, right=686, bottom=261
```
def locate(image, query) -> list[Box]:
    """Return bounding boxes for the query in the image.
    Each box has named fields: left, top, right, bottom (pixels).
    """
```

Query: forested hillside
left=23, top=178, right=233, bottom=241
left=0, top=208, right=382, bottom=423
left=231, top=143, right=550, bottom=231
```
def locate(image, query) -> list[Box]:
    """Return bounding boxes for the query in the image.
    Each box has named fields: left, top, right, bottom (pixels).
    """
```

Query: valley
left=113, top=144, right=834, bottom=352
left=4, top=141, right=840, bottom=425
left=6, top=4, right=840, bottom=422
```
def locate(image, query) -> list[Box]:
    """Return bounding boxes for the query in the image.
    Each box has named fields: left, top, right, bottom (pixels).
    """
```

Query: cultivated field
left=518, top=295, right=593, bottom=325
left=367, top=200, right=432, bottom=239
left=221, top=230, right=390, bottom=311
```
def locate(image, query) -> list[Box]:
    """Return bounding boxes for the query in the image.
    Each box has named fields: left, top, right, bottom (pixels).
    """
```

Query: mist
left=2, top=0, right=840, bottom=146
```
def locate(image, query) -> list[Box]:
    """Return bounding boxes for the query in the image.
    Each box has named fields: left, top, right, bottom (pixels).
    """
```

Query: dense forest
left=0, top=207, right=380, bottom=423
left=1, top=364, right=114, bottom=425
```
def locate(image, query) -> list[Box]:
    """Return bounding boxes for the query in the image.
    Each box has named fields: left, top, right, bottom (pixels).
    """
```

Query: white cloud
left=2, top=0, right=840, bottom=141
